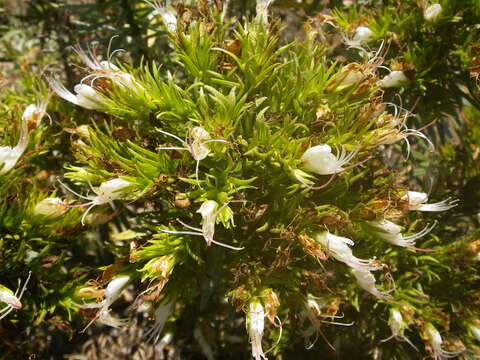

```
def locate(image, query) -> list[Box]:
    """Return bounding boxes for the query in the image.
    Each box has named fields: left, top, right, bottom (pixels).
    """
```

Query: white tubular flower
left=95, top=178, right=132, bottom=203
left=425, top=323, right=464, bottom=359
left=189, top=127, right=212, bottom=161
left=0, top=272, right=31, bottom=321
left=301, top=144, right=359, bottom=176
left=0, top=105, right=31, bottom=175
left=59, top=177, right=132, bottom=225
left=0, top=286, right=22, bottom=310
left=368, top=219, right=436, bottom=252
left=256, top=0, right=274, bottom=25
left=248, top=301, right=267, bottom=360
left=76, top=275, right=131, bottom=330
left=144, top=301, right=174, bottom=344
left=33, top=197, right=68, bottom=218
left=403, top=191, right=459, bottom=212
left=424, top=4, right=442, bottom=22
left=382, top=308, right=418, bottom=350
left=22, top=101, right=48, bottom=127
left=157, top=127, right=227, bottom=186
left=103, top=275, right=130, bottom=305
left=72, top=44, right=140, bottom=91
left=344, top=26, right=374, bottom=49
left=158, top=127, right=225, bottom=161
left=353, top=26, right=373, bottom=45
left=48, top=79, right=106, bottom=110
left=376, top=103, right=435, bottom=159
left=377, top=70, right=408, bottom=88
left=351, top=268, right=392, bottom=300
left=314, top=231, right=380, bottom=271
left=304, top=294, right=353, bottom=332
left=197, top=200, right=218, bottom=246
left=159, top=201, right=243, bottom=250
left=145, top=1, right=177, bottom=32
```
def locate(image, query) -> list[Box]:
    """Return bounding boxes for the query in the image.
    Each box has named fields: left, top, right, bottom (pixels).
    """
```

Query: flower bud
left=377, top=71, right=408, bottom=88
left=33, top=197, right=67, bottom=218
left=0, top=285, right=22, bottom=309
left=424, top=4, right=442, bottom=22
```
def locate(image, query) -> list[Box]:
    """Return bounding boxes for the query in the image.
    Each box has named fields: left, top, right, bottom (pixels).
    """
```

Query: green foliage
left=0, top=1, right=479, bottom=359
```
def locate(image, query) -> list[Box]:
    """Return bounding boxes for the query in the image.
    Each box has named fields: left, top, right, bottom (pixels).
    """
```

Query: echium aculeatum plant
left=23, top=2, right=476, bottom=359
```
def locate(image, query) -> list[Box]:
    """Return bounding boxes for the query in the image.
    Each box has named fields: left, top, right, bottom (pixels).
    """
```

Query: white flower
left=72, top=44, right=140, bottom=91
left=158, top=127, right=225, bottom=161
left=351, top=268, right=392, bottom=300
left=22, top=101, right=49, bottom=127
left=344, top=26, right=374, bottom=49
left=33, top=197, right=68, bottom=218
left=76, top=275, right=131, bottom=330
left=304, top=294, right=352, bottom=341
left=381, top=308, right=418, bottom=350
left=159, top=200, right=243, bottom=250
left=314, top=231, right=380, bottom=270
left=48, top=79, right=106, bottom=110
left=0, top=105, right=34, bottom=175
left=144, top=301, right=174, bottom=343
left=145, top=1, right=177, bottom=32
left=367, top=219, right=436, bottom=252
left=256, top=0, right=274, bottom=25
left=403, top=191, right=458, bottom=212
left=354, top=26, right=373, bottom=44
left=248, top=301, right=267, bottom=360
left=377, top=70, right=408, bottom=88
left=197, top=200, right=218, bottom=244
left=59, top=177, right=132, bottom=225
left=425, top=323, right=464, bottom=359
left=470, top=324, right=480, bottom=342
left=0, top=286, right=22, bottom=310
left=377, top=103, right=435, bottom=159
left=157, top=127, right=227, bottom=186
left=424, top=4, right=442, bottom=22
left=0, top=272, right=32, bottom=321
left=301, top=144, right=359, bottom=176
